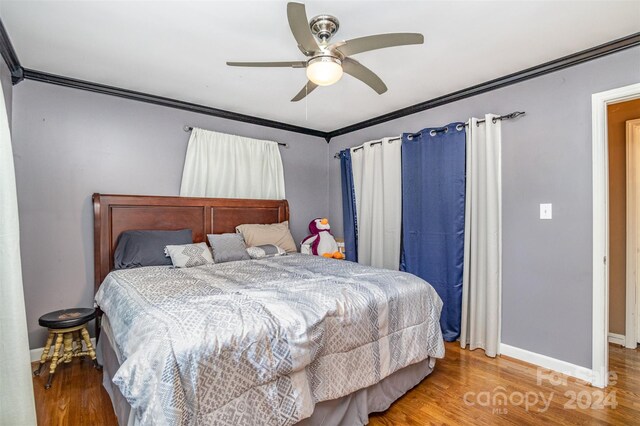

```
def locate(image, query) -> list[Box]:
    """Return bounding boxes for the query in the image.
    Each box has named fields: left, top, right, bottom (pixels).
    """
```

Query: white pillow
left=246, top=244, right=287, bottom=259
left=164, top=242, right=214, bottom=268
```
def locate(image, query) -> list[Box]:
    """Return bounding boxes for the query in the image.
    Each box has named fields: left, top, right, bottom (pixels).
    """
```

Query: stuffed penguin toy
left=301, top=218, right=345, bottom=259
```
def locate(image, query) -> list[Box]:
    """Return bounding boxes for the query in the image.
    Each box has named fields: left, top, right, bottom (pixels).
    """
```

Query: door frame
left=592, top=83, right=640, bottom=388
left=629, top=118, right=640, bottom=347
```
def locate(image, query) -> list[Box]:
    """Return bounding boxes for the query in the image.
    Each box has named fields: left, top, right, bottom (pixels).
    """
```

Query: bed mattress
left=95, top=254, right=445, bottom=425
left=98, top=320, right=436, bottom=426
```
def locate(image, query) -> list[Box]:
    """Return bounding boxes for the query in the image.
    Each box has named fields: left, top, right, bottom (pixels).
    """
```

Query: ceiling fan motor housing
left=309, top=14, right=339, bottom=42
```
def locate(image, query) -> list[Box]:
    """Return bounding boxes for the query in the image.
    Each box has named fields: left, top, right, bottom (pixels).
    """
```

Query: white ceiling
left=1, top=1, right=638, bottom=131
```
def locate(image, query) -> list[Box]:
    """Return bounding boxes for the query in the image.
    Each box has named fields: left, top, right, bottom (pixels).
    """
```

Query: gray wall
left=11, top=80, right=329, bottom=348
left=328, top=46, right=640, bottom=369
left=0, top=60, right=11, bottom=124
left=11, top=46, right=640, bottom=364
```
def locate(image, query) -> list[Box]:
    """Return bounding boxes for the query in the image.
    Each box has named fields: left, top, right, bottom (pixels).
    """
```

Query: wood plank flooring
left=32, top=356, right=117, bottom=426
left=33, top=342, right=640, bottom=425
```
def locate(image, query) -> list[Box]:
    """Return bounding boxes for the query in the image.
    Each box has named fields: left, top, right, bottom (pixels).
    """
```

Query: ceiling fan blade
left=342, top=58, right=387, bottom=94
left=291, top=81, right=318, bottom=102
left=226, top=61, right=306, bottom=68
left=335, top=33, right=424, bottom=57
left=287, top=2, right=319, bottom=55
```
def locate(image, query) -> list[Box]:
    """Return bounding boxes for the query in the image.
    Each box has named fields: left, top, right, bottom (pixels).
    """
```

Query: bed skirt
left=97, top=318, right=435, bottom=426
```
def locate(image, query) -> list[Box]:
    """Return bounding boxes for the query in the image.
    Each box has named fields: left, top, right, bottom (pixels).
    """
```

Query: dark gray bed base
left=97, top=321, right=435, bottom=426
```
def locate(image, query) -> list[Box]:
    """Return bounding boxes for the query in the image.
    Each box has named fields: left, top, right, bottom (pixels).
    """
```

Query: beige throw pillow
left=236, top=221, right=297, bottom=253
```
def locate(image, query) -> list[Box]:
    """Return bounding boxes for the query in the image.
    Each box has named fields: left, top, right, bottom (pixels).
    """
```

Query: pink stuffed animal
left=301, top=218, right=344, bottom=259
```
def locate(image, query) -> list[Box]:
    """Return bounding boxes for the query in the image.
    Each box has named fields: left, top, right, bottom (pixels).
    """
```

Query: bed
left=93, top=194, right=445, bottom=426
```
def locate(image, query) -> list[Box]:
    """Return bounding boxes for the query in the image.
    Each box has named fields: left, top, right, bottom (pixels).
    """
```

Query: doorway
left=627, top=118, right=640, bottom=347
left=608, top=100, right=640, bottom=350
left=592, top=83, right=640, bottom=388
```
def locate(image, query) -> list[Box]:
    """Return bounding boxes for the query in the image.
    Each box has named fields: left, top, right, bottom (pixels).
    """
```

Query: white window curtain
left=351, top=137, right=402, bottom=270
left=460, top=114, right=502, bottom=357
left=180, top=128, right=285, bottom=199
left=0, top=84, right=37, bottom=424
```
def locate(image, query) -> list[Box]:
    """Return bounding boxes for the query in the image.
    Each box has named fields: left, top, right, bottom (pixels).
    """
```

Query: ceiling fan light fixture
left=306, top=56, right=343, bottom=86
left=227, top=3, right=424, bottom=101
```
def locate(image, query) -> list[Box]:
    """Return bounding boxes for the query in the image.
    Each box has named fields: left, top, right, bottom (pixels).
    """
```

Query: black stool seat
left=39, top=308, right=96, bottom=329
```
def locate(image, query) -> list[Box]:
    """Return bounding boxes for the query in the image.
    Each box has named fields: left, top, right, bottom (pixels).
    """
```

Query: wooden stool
left=33, top=308, right=102, bottom=389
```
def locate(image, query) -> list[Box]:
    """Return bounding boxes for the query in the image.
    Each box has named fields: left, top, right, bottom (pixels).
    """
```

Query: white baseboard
left=500, top=343, right=593, bottom=384
left=30, top=337, right=96, bottom=363
left=608, top=332, right=626, bottom=346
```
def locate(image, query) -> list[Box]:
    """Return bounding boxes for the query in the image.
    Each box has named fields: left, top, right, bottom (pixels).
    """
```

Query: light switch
left=540, top=203, right=552, bottom=220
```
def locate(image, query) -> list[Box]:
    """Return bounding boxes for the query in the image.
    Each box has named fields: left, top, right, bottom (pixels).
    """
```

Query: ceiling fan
left=226, top=2, right=424, bottom=102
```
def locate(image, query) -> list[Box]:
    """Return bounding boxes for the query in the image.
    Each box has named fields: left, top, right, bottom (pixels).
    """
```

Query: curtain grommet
left=444, top=127, right=449, bottom=133
left=429, top=129, right=437, bottom=137
left=456, top=124, right=464, bottom=131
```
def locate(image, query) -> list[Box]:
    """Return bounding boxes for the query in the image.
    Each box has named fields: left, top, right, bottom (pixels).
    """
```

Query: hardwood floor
left=32, top=356, right=117, bottom=426
left=33, top=342, right=640, bottom=425
left=369, top=343, right=640, bottom=425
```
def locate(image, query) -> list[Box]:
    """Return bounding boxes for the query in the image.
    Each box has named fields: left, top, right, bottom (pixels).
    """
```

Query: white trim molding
left=29, top=337, right=96, bottom=363
left=500, top=344, right=593, bottom=385
left=607, top=332, right=626, bottom=346
left=592, top=82, right=640, bottom=388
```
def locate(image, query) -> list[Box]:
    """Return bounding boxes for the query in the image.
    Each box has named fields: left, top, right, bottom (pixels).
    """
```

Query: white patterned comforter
left=95, top=254, right=445, bottom=425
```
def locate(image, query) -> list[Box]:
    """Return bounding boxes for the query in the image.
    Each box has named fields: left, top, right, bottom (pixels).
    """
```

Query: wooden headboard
left=92, top=193, right=289, bottom=294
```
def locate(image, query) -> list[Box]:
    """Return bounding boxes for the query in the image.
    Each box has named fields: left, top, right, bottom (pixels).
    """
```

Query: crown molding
left=325, top=32, right=640, bottom=141
left=0, top=18, right=327, bottom=138
left=0, top=18, right=23, bottom=84
left=21, top=69, right=329, bottom=138
left=0, top=12, right=638, bottom=142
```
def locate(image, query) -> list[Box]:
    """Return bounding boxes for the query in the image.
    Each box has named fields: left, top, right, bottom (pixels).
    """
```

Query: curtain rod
left=332, top=136, right=401, bottom=159
left=333, top=111, right=525, bottom=159
left=183, top=126, right=289, bottom=148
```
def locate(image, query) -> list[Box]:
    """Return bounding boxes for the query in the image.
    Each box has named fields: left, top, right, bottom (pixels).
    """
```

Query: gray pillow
left=114, top=229, right=192, bottom=269
left=207, top=233, right=251, bottom=263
